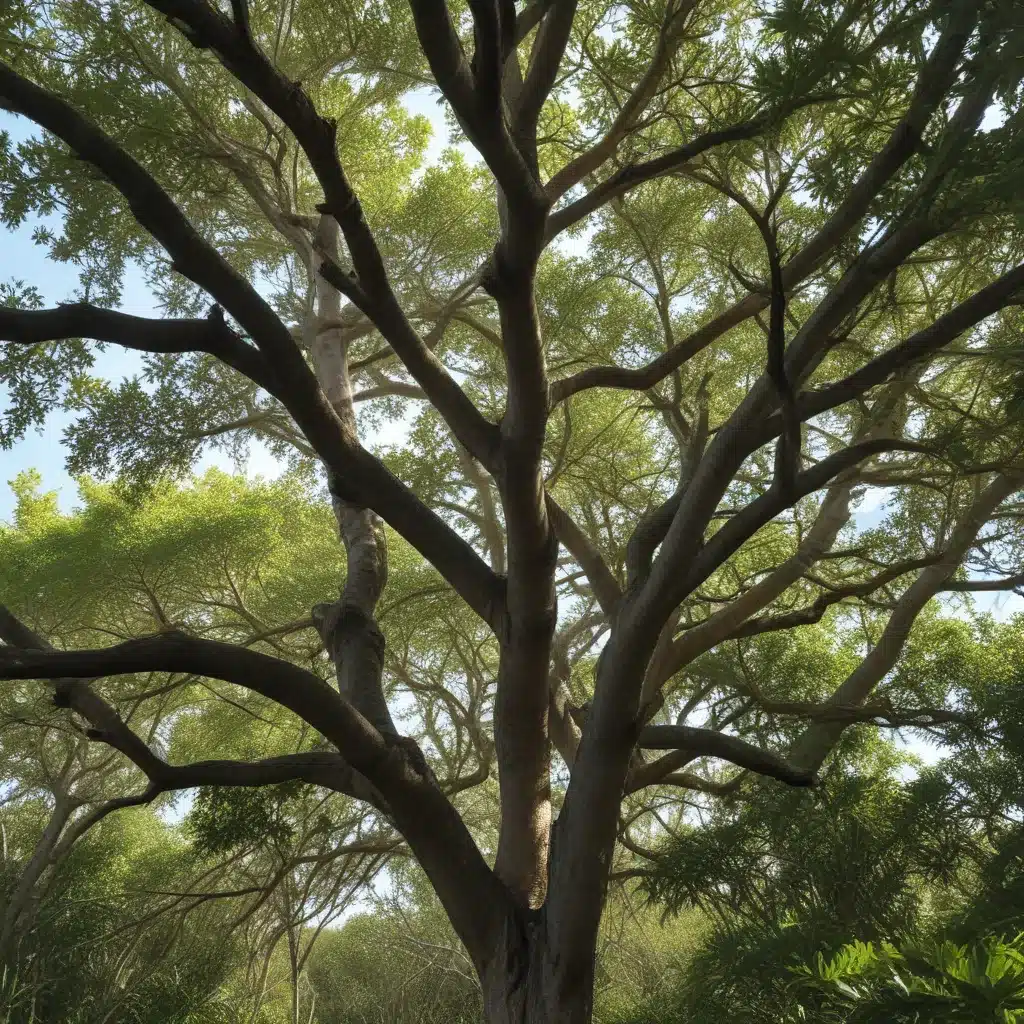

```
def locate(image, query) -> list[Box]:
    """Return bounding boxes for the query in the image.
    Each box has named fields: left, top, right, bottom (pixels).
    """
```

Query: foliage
left=790, top=933, right=1024, bottom=1023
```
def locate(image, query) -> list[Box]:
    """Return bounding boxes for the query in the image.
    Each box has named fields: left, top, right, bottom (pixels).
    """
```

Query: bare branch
left=637, top=724, right=817, bottom=787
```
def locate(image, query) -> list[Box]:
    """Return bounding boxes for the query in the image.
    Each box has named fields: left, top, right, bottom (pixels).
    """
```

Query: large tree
left=1, top=0, right=1024, bottom=1018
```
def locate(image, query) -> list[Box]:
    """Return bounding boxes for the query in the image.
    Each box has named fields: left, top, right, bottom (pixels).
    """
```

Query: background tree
left=1, top=0, right=1024, bottom=1019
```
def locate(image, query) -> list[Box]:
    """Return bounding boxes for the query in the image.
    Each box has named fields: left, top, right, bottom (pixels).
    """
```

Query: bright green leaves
left=0, top=0, right=434, bottom=310
left=790, top=933, right=1024, bottom=1022
left=63, top=352, right=271, bottom=492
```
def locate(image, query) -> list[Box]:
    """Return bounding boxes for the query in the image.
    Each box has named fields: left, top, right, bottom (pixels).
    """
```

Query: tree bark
left=308, top=216, right=397, bottom=737
left=0, top=792, right=75, bottom=959
left=478, top=906, right=594, bottom=1024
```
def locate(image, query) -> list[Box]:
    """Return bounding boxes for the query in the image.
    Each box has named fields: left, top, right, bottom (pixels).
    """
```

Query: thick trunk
left=479, top=909, right=594, bottom=1024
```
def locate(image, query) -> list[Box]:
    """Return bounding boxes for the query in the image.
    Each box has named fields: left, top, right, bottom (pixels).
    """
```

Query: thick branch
left=406, top=0, right=543, bottom=209
left=546, top=495, right=622, bottom=615
left=0, top=59, right=504, bottom=628
left=143, top=0, right=501, bottom=469
left=0, top=621, right=510, bottom=965
left=513, top=0, right=578, bottom=164
left=0, top=303, right=273, bottom=389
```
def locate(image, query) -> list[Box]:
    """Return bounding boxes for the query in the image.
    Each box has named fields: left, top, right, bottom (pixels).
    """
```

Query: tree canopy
left=1, top=0, right=1024, bottom=1019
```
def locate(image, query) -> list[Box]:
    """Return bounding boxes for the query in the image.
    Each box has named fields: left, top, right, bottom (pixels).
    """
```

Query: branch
left=549, top=293, right=765, bottom=405
left=142, top=0, right=501, bottom=469
left=0, top=303, right=273, bottom=389
left=546, top=495, right=622, bottom=615
left=789, top=471, right=1024, bottom=772
left=515, top=0, right=554, bottom=43
left=625, top=486, right=683, bottom=587
left=674, top=439, right=929, bottom=607
left=637, top=724, right=816, bottom=787
left=0, top=610, right=384, bottom=784
left=0, top=60, right=295, bottom=369
left=789, top=262, right=1024, bottom=425
left=547, top=2, right=981, bottom=400
left=0, top=62, right=507, bottom=627
left=729, top=555, right=940, bottom=639
left=544, top=0, right=693, bottom=201
left=513, top=0, right=578, bottom=164
left=546, top=109, right=806, bottom=240
left=405, top=0, right=542, bottom=209
left=466, top=0, right=504, bottom=110
left=744, top=696, right=976, bottom=731
left=0, top=618, right=511, bottom=960
left=944, top=570, right=1024, bottom=592
left=317, top=253, right=501, bottom=471
left=0, top=607, right=370, bottom=805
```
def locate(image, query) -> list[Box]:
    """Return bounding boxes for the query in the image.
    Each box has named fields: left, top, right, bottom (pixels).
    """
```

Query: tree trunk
left=479, top=909, right=595, bottom=1024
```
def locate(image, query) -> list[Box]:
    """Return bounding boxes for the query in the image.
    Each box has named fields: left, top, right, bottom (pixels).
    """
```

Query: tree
left=1, top=0, right=1024, bottom=1018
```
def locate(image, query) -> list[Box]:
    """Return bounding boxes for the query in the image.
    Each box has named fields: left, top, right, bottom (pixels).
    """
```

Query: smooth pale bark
left=309, top=217, right=397, bottom=737
left=0, top=792, right=74, bottom=958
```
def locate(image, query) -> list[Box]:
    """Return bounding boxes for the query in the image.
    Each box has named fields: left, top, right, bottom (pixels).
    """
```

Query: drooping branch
left=0, top=606, right=369, bottom=801
left=0, top=617, right=389, bottom=782
left=0, top=615, right=511, bottom=968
